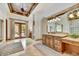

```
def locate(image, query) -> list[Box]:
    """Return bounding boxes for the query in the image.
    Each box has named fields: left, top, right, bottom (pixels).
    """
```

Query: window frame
left=15, top=22, right=26, bottom=39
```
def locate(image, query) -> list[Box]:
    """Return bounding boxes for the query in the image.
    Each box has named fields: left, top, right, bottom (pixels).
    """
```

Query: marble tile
left=0, top=38, right=71, bottom=56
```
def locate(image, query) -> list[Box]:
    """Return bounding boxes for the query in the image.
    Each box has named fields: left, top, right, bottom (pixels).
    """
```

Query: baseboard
left=35, top=39, right=42, bottom=41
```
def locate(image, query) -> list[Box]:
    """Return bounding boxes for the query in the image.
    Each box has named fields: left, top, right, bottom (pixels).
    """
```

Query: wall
left=0, top=3, right=29, bottom=42
left=69, top=18, right=79, bottom=34
left=0, top=3, right=77, bottom=41
left=28, top=13, right=44, bottom=40
left=0, top=3, right=10, bottom=42
left=29, top=3, right=75, bottom=40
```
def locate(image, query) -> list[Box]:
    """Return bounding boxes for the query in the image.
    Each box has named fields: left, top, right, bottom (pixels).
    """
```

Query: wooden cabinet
left=42, top=35, right=54, bottom=48
left=42, top=34, right=79, bottom=55
left=42, top=34, right=67, bottom=53
left=46, top=35, right=54, bottom=48
left=42, top=34, right=63, bottom=52
left=62, top=37, right=79, bottom=55
left=49, top=36, right=54, bottom=48
left=42, top=35, right=46, bottom=44
left=46, top=36, right=50, bottom=46
left=54, top=37, right=62, bottom=52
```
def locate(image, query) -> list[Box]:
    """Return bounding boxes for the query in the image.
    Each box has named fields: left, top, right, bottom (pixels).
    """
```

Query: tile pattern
left=0, top=38, right=71, bottom=56
left=0, top=41, right=24, bottom=56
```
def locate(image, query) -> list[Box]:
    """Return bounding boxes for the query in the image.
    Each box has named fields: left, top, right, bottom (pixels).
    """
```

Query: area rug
left=0, top=41, right=24, bottom=56
left=33, top=43, right=62, bottom=56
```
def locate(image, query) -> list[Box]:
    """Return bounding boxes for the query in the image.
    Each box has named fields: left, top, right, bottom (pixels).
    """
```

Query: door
left=15, top=22, right=26, bottom=39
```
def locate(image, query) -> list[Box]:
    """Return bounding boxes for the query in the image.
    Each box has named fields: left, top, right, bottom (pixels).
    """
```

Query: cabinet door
left=46, top=35, right=50, bottom=46
left=54, top=37, right=62, bottom=52
left=49, top=37, right=54, bottom=48
left=42, top=35, right=46, bottom=44
left=46, top=35, right=54, bottom=48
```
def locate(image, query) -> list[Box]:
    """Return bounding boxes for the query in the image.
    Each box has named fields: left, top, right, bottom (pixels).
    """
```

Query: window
left=21, top=24, right=26, bottom=37
left=55, top=23, right=63, bottom=32
left=70, top=20, right=79, bottom=34
left=15, top=23, right=20, bottom=38
left=15, top=22, right=26, bottom=38
left=48, top=21, right=63, bottom=33
left=47, top=17, right=63, bottom=33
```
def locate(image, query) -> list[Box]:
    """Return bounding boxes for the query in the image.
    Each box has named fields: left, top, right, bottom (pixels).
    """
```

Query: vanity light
left=48, top=20, right=54, bottom=23
left=48, top=17, right=61, bottom=23
left=56, top=17, right=61, bottom=21
left=68, top=13, right=75, bottom=19
left=50, top=20, right=53, bottom=22
left=68, top=9, right=79, bottom=20
left=76, top=11, right=79, bottom=17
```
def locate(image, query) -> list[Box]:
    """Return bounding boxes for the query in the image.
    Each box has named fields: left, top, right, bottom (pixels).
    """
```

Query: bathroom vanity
left=62, top=37, right=79, bottom=55
left=42, top=33, right=79, bottom=55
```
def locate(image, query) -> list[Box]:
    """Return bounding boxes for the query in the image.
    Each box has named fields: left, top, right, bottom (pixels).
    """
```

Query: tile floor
left=0, top=38, right=71, bottom=56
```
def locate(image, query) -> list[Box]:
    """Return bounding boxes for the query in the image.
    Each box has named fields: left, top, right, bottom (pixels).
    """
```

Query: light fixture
left=48, top=17, right=61, bottom=23
left=21, top=4, right=25, bottom=12
left=68, top=13, right=75, bottom=19
left=56, top=17, right=61, bottom=21
left=76, top=11, right=79, bottom=17
left=68, top=9, right=79, bottom=20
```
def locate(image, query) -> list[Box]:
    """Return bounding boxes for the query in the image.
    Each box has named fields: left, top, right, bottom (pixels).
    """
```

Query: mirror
left=47, top=17, right=63, bottom=33
left=70, top=20, right=79, bottom=34
left=55, top=23, right=63, bottom=32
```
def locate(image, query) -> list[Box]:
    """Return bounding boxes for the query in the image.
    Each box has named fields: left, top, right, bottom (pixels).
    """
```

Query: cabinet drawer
left=46, top=35, right=54, bottom=48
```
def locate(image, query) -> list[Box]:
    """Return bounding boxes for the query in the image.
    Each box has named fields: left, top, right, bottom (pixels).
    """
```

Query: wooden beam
left=27, top=3, right=38, bottom=16
left=8, top=3, right=14, bottom=12
left=8, top=3, right=38, bottom=17
left=47, top=3, right=79, bottom=20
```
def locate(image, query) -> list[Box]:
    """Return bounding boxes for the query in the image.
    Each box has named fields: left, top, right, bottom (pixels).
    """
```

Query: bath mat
left=0, top=41, right=24, bottom=56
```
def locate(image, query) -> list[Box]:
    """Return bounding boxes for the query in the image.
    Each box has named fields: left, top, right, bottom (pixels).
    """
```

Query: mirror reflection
left=48, top=17, right=63, bottom=33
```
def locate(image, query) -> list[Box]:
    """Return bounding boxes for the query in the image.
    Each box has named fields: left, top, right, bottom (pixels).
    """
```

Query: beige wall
left=7, top=18, right=28, bottom=40
left=0, top=3, right=77, bottom=41
left=0, top=3, right=29, bottom=42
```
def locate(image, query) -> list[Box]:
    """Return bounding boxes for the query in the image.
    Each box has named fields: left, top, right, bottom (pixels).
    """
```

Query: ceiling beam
left=8, top=3, right=38, bottom=17
left=46, top=3, right=79, bottom=20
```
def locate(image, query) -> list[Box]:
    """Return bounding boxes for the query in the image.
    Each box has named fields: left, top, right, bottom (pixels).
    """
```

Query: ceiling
left=30, top=3, right=77, bottom=18
left=8, top=3, right=38, bottom=17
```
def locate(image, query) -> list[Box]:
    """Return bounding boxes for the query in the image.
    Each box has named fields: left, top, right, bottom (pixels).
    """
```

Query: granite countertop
left=62, top=37, right=79, bottom=42
left=43, top=33, right=67, bottom=37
